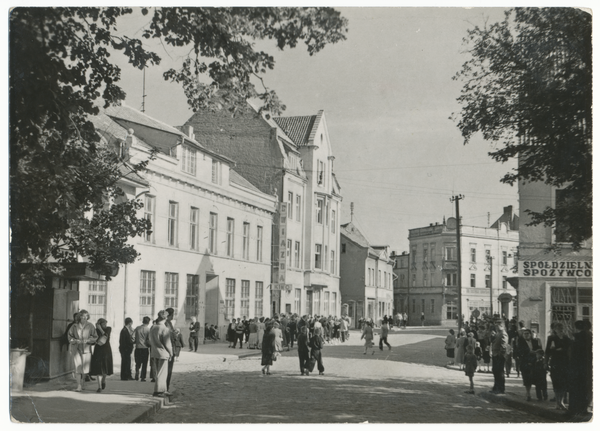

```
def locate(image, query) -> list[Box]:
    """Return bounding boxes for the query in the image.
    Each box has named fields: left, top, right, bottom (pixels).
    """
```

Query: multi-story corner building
left=510, top=181, right=592, bottom=338
left=184, top=106, right=342, bottom=318
left=79, top=104, right=276, bottom=341
left=407, top=207, right=519, bottom=326
left=339, top=222, right=395, bottom=328
left=391, top=251, right=410, bottom=315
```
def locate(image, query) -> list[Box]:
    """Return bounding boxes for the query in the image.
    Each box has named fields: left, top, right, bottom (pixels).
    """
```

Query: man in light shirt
left=148, top=310, right=173, bottom=397
left=133, top=316, right=151, bottom=382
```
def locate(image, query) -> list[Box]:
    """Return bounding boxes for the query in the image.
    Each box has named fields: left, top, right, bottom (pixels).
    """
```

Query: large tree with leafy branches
left=452, top=8, right=592, bottom=248
left=10, top=7, right=348, bottom=293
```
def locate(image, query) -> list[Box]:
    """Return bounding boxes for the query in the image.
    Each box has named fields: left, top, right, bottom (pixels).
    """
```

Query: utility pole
left=488, top=255, right=494, bottom=317
left=450, top=194, right=464, bottom=332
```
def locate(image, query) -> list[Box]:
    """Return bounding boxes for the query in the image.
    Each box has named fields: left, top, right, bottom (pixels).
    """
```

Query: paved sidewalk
left=10, top=341, right=257, bottom=423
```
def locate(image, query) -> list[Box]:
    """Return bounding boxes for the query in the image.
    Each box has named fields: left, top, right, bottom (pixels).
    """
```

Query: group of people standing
left=445, top=315, right=593, bottom=419
left=65, top=308, right=184, bottom=398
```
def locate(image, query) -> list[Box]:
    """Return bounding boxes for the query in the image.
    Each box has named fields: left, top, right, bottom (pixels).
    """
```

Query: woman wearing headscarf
left=67, top=310, right=98, bottom=392
left=89, top=318, right=113, bottom=392
left=261, top=323, right=277, bottom=375
left=444, top=329, right=456, bottom=365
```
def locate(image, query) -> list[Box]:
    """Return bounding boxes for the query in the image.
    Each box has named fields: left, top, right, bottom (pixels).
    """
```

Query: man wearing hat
left=148, top=310, right=172, bottom=397
left=490, top=318, right=509, bottom=394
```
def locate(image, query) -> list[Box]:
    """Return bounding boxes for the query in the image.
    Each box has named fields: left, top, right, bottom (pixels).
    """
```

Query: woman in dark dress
left=545, top=323, right=572, bottom=410
left=261, top=324, right=276, bottom=375
left=90, top=318, right=113, bottom=393
left=297, top=326, right=311, bottom=375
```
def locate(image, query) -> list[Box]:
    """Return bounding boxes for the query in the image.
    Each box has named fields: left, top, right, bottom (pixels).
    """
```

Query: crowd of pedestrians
left=446, top=314, right=592, bottom=420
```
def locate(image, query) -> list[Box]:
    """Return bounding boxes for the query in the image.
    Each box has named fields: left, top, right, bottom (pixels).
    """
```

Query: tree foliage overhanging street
left=452, top=8, right=592, bottom=248
left=9, top=7, right=348, bottom=292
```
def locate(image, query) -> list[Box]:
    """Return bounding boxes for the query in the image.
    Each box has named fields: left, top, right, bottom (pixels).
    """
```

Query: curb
left=131, top=397, right=167, bottom=423
left=477, top=391, right=570, bottom=422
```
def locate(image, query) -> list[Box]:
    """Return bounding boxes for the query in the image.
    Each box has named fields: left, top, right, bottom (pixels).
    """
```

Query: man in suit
left=119, top=317, right=134, bottom=380
left=133, top=316, right=151, bottom=381
left=148, top=310, right=172, bottom=397
left=490, top=318, right=509, bottom=394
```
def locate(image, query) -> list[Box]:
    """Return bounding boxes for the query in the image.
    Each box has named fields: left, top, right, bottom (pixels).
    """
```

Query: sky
left=108, top=6, right=521, bottom=254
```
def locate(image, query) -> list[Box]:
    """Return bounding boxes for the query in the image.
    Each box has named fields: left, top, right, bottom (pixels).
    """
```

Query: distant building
left=510, top=180, right=592, bottom=338
left=79, top=104, right=276, bottom=341
left=339, top=222, right=394, bottom=328
left=391, top=251, right=410, bottom=315
left=407, top=210, right=519, bottom=326
left=184, top=105, right=342, bottom=318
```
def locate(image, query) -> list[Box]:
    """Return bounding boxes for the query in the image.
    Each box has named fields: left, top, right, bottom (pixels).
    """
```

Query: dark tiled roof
left=105, top=104, right=188, bottom=138
left=340, top=222, right=370, bottom=248
left=273, top=115, right=317, bottom=146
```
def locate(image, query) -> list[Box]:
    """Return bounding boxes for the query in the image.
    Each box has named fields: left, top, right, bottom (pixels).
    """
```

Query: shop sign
left=519, top=260, right=592, bottom=278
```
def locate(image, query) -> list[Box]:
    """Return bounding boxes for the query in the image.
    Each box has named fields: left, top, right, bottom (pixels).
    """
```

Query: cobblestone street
left=143, top=331, right=549, bottom=423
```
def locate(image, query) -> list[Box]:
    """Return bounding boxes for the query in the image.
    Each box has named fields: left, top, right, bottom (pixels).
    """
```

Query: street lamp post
left=488, top=255, right=494, bottom=317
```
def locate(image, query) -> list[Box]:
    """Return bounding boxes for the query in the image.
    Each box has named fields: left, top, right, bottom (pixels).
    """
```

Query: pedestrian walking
left=490, top=318, right=509, bottom=395
left=545, top=322, right=571, bottom=410
left=227, top=318, right=236, bottom=348
left=444, top=329, right=456, bottom=365
left=133, top=316, right=151, bottom=381
left=119, top=317, right=134, bottom=380
left=164, top=308, right=176, bottom=392
left=235, top=318, right=245, bottom=349
left=257, top=317, right=265, bottom=350
left=148, top=310, right=173, bottom=397
left=310, top=327, right=325, bottom=375
left=568, top=320, right=593, bottom=419
left=173, top=328, right=184, bottom=360
left=454, top=329, right=466, bottom=370
left=247, top=317, right=259, bottom=349
left=188, top=316, right=200, bottom=351
left=402, top=312, right=408, bottom=328
left=464, top=344, right=478, bottom=394
left=261, top=323, right=276, bottom=375
left=532, top=349, right=548, bottom=401
left=339, top=316, right=348, bottom=343
left=379, top=320, right=392, bottom=351
left=420, top=312, right=425, bottom=327
left=287, top=316, right=297, bottom=349
left=297, top=326, right=311, bottom=375
left=67, top=310, right=98, bottom=392
left=361, top=321, right=375, bottom=355
left=90, top=318, right=113, bottom=393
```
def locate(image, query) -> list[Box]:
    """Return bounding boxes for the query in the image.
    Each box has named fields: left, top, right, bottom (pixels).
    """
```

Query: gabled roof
left=273, top=114, right=318, bottom=147
left=340, top=222, right=370, bottom=248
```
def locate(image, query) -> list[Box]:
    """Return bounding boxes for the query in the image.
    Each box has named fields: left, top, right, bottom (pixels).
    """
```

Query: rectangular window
left=485, top=248, right=491, bottom=263
left=256, top=226, right=263, bottom=262
left=225, top=279, right=235, bottom=320
left=185, top=274, right=199, bottom=320
left=446, top=301, right=458, bottom=320
left=331, top=210, right=336, bottom=233
left=295, top=194, right=301, bottom=221
left=324, top=291, right=330, bottom=316
left=315, top=244, right=322, bottom=269
left=470, top=248, right=477, bottom=263
left=88, top=281, right=107, bottom=324
left=287, top=239, right=292, bottom=266
left=144, top=195, right=155, bottom=243
left=431, top=299, right=435, bottom=313
left=430, top=243, right=436, bottom=264
left=168, top=201, right=178, bottom=247
left=140, top=271, right=156, bottom=322
left=190, top=207, right=199, bottom=250
left=502, top=250, right=508, bottom=265
left=411, top=246, right=417, bottom=264
left=287, top=192, right=293, bottom=218
left=164, top=272, right=179, bottom=315
left=485, top=274, right=491, bottom=288
left=241, top=280, right=250, bottom=318
left=342, top=243, right=346, bottom=254
left=412, top=299, right=416, bottom=313
left=423, top=245, right=428, bottom=263
left=324, top=245, right=329, bottom=271
left=325, top=202, right=329, bottom=226
left=446, top=273, right=457, bottom=287
left=294, top=241, right=301, bottom=268
left=317, top=160, right=324, bottom=185
left=331, top=250, right=336, bottom=275
left=502, top=276, right=508, bottom=289
left=294, top=288, right=301, bottom=314
left=412, top=274, right=416, bottom=287
left=211, top=160, right=221, bottom=184
left=332, top=292, right=337, bottom=316
left=423, top=273, right=427, bottom=287
left=226, top=218, right=235, bottom=257
left=209, top=213, right=218, bottom=254
left=445, top=246, right=456, bottom=261
left=255, top=282, right=264, bottom=317
left=316, top=198, right=324, bottom=224
left=470, top=274, right=476, bottom=288
left=242, top=222, right=250, bottom=260
left=378, top=270, right=382, bottom=286
left=181, top=145, right=197, bottom=175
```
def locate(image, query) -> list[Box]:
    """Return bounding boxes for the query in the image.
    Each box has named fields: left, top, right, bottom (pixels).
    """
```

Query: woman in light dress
left=67, top=310, right=98, bottom=391
left=256, top=317, right=266, bottom=350
left=361, top=321, right=375, bottom=355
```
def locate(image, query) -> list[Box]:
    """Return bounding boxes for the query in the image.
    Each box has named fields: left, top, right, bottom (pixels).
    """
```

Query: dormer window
left=181, top=145, right=197, bottom=176
left=212, top=159, right=221, bottom=185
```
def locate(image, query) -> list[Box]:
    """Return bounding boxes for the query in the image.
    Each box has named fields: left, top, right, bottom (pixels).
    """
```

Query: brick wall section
left=184, top=108, right=284, bottom=197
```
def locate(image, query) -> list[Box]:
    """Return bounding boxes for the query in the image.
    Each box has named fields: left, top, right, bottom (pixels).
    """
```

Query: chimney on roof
left=187, top=125, right=195, bottom=140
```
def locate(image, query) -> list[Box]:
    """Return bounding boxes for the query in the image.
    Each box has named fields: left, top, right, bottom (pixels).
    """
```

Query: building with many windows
left=183, top=105, right=342, bottom=318
left=406, top=208, right=519, bottom=326
left=339, top=222, right=395, bottom=328
left=79, top=104, right=276, bottom=341
left=391, top=251, right=410, bottom=315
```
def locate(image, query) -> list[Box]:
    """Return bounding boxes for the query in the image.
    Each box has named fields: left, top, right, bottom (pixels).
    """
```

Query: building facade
left=79, top=104, right=276, bottom=341
left=184, top=106, right=342, bottom=318
left=407, top=210, right=519, bottom=326
left=510, top=180, right=592, bottom=339
left=391, top=251, right=410, bottom=315
left=339, top=222, right=395, bottom=328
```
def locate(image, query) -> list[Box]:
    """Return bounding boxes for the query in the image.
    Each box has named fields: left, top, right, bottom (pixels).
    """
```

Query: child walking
left=464, top=344, right=478, bottom=394
left=532, top=349, right=548, bottom=401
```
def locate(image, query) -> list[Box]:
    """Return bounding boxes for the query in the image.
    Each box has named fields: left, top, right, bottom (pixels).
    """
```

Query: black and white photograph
left=8, top=3, right=593, bottom=424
